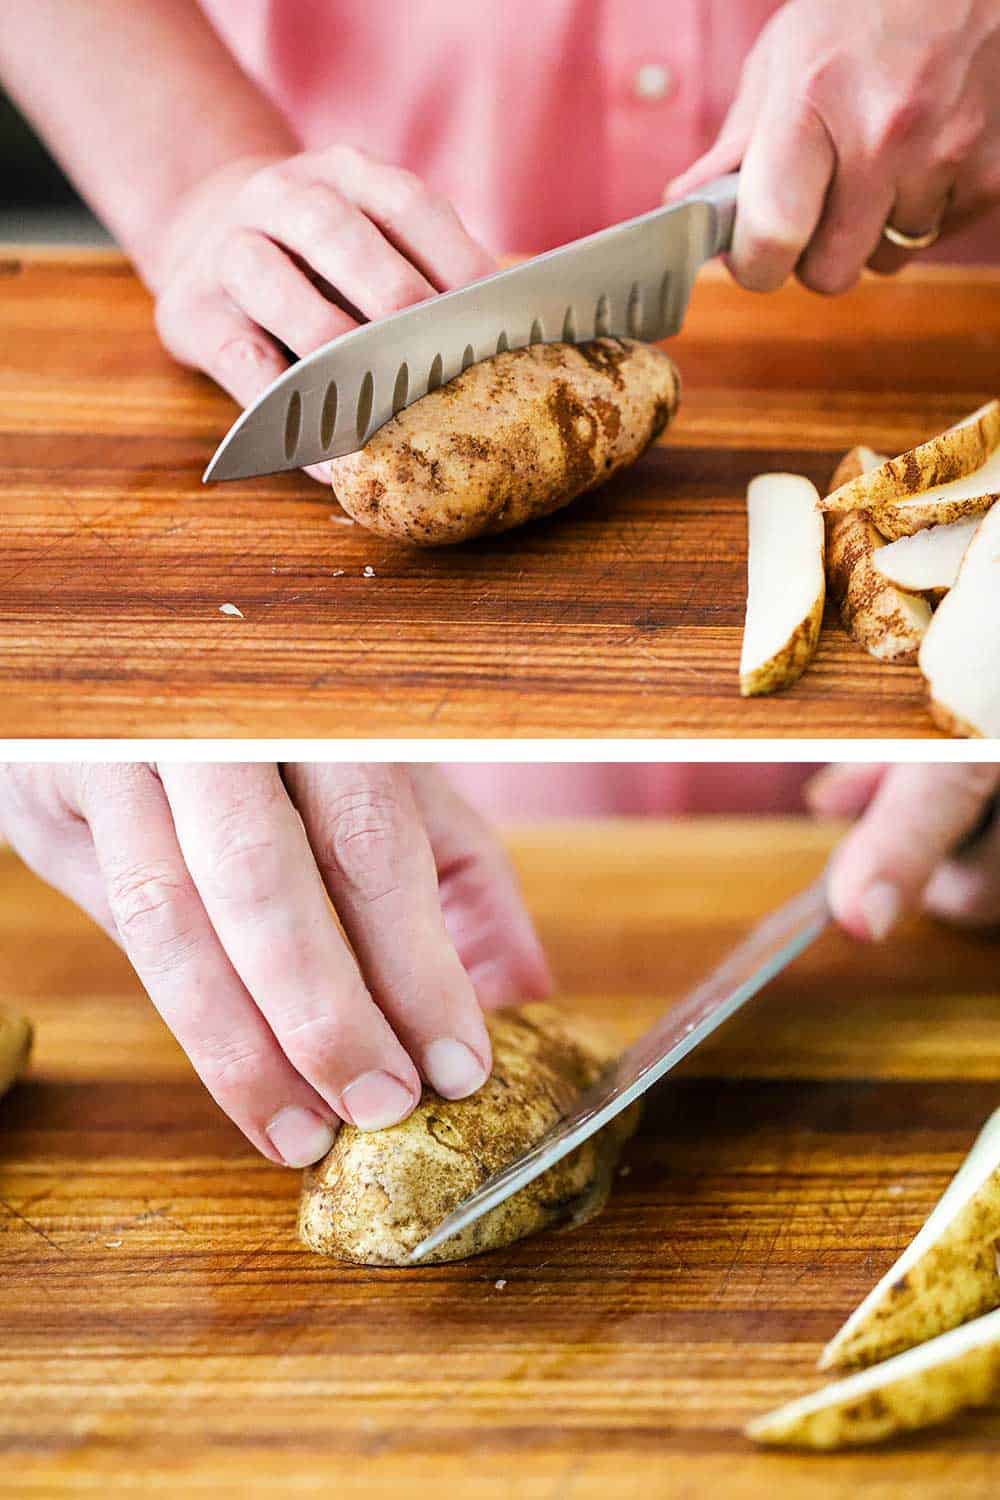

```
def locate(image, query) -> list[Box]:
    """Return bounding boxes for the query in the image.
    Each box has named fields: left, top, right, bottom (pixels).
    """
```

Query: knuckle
left=211, top=332, right=278, bottom=383
left=376, top=270, right=430, bottom=314
left=287, top=183, right=347, bottom=242
left=201, top=817, right=289, bottom=912
left=866, top=93, right=928, bottom=153
left=107, top=862, right=197, bottom=965
left=314, top=786, right=412, bottom=904
left=278, top=1008, right=357, bottom=1080
left=220, top=227, right=265, bottom=288
left=384, top=168, right=431, bottom=218
left=933, top=108, right=987, bottom=171
left=199, top=1037, right=272, bottom=1104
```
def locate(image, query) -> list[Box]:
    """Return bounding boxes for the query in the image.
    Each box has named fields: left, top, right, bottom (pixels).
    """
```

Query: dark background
left=0, top=87, right=107, bottom=240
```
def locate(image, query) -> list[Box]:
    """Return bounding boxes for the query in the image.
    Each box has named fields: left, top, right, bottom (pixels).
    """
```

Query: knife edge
left=409, top=873, right=828, bottom=1262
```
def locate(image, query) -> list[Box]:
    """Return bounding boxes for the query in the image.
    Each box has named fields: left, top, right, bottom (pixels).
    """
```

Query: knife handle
left=688, top=171, right=739, bottom=258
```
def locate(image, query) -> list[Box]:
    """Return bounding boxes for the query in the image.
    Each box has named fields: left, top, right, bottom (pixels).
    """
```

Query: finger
left=665, top=134, right=745, bottom=202
left=796, top=160, right=895, bottom=296
left=0, top=763, right=116, bottom=940
left=728, top=102, right=836, bottom=292
left=285, top=764, right=492, bottom=1101
left=156, top=287, right=290, bottom=408
left=75, top=764, right=339, bottom=1167
left=158, top=764, right=421, bottom=1130
left=827, top=765, right=1000, bottom=941
left=804, top=764, right=889, bottom=819
left=311, top=145, right=497, bottom=291
left=409, top=765, right=554, bottom=1006
left=219, top=228, right=358, bottom=356
left=245, top=175, right=437, bottom=321
left=861, top=167, right=953, bottom=279
left=664, top=70, right=761, bottom=201
left=923, top=815, right=1000, bottom=928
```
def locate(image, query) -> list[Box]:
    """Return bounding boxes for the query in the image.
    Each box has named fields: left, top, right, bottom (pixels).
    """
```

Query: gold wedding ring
left=882, top=219, right=941, bottom=250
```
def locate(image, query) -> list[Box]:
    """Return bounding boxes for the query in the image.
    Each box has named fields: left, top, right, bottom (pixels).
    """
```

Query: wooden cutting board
left=2, top=250, right=998, bottom=738
left=3, top=817, right=1000, bottom=1497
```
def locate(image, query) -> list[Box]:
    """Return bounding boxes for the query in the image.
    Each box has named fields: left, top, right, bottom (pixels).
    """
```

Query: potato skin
left=329, top=338, right=680, bottom=545
left=0, top=1009, right=32, bottom=1100
left=298, top=1003, right=639, bottom=1265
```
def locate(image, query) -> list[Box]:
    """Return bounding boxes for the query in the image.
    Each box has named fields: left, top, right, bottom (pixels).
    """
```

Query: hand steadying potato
left=0, top=764, right=551, bottom=1167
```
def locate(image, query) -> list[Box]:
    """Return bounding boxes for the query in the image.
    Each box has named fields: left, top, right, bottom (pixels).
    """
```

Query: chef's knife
left=203, top=173, right=738, bottom=482
left=409, top=872, right=828, bottom=1262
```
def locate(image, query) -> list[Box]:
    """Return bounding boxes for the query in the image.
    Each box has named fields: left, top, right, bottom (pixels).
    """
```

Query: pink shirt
left=200, top=0, right=997, bottom=261
left=444, top=764, right=819, bottom=820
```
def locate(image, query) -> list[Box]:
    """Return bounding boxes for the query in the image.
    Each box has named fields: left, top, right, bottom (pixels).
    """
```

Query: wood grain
left=2, top=252, right=999, bottom=737
left=3, top=818, right=1000, bottom=1496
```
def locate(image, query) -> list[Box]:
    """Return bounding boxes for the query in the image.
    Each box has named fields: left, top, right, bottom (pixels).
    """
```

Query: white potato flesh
left=747, top=1306, right=1000, bottom=1450
left=919, top=501, right=1000, bottom=737
left=822, top=1107, right=1000, bottom=1372
left=740, top=473, right=825, bottom=696
left=874, top=516, right=982, bottom=592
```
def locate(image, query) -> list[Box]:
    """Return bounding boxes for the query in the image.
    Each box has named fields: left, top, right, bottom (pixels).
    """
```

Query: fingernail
left=860, top=880, right=902, bottom=941
left=266, top=1106, right=337, bottom=1168
left=341, top=1070, right=416, bottom=1131
left=423, top=1038, right=488, bottom=1100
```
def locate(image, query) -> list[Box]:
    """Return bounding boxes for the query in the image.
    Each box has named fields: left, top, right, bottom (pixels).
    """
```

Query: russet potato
left=329, top=338, right=680, bottom=545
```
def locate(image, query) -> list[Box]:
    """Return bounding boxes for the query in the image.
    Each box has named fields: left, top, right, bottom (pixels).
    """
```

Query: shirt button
left=632, top=61, right=676, bottom=103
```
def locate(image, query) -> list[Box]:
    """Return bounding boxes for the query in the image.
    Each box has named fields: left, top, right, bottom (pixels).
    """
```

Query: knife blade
left=203, top=173, right=738, bottom=482
left=409, top=873, right=829, bottom=1262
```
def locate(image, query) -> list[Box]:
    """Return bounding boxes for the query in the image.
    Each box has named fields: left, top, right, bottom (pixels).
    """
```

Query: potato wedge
left=821, top=1108, right=1000, bottom=1374
left=329, top=338, right=680, bottom=545
left=870, top=443, right=1000, bottom=539
left=0, top=1008, right=32, bottom=1100
left=825, top=448, right=931, bottom=664
left=740, top=473, right=825, bottom=696
left=822, top=399, right=1000, bottom=517
left=874, top=517, right=980, bottom=595
left=919, top=500, right=1000, bottom=737
left=299, top=1003, right=638, bottom=1265
left=747, top=1306, right=1000, bottom=1450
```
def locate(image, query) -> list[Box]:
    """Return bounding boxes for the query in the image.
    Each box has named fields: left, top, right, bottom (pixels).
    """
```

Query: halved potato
left=919, top=500, right=1000, bottom=737
left=822, top=1107, right=1000, bottom=1372
left=740, top=473, right=825, bottom=696
left=825, top=448, right=930, bottom=664
left=822, top=399, right=1000, bottom=519
left=874, top=517, right=981, bottom=595
left=299, top=1003, right=638, bottom=1265
left=747, top=1306, right=1000, bottom=1450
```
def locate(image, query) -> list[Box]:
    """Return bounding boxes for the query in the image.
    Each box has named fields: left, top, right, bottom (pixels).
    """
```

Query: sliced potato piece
left=874, top=517, right=981, bottom=594
left=919, top=500, right=1000, bottom=737
left=747, top=1306, right=1000, bottom=1450
left=825, top=448, right=930, bottom=664
left=828, top=444, right=886, bottom=495
left=299, top=1003, right=639, bottom=1265
left=822, top=1108, right=1000, bottom=1372
left=740, top=473, right=825, bottom=697
left=0, top=1009, right=31, bottom=1099
left=871, top=443, right=1000, bottom=539
left=822, top=399, right=1000, bottom=517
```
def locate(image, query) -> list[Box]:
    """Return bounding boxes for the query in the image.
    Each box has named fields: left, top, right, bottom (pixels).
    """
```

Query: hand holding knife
left=411, top=798, right=998, bottom=1262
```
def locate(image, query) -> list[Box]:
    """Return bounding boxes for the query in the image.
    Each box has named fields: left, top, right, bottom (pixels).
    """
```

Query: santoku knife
left=409, top=873, right=829, bottom=1262
left=203, top=173, right=738, bottom=482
